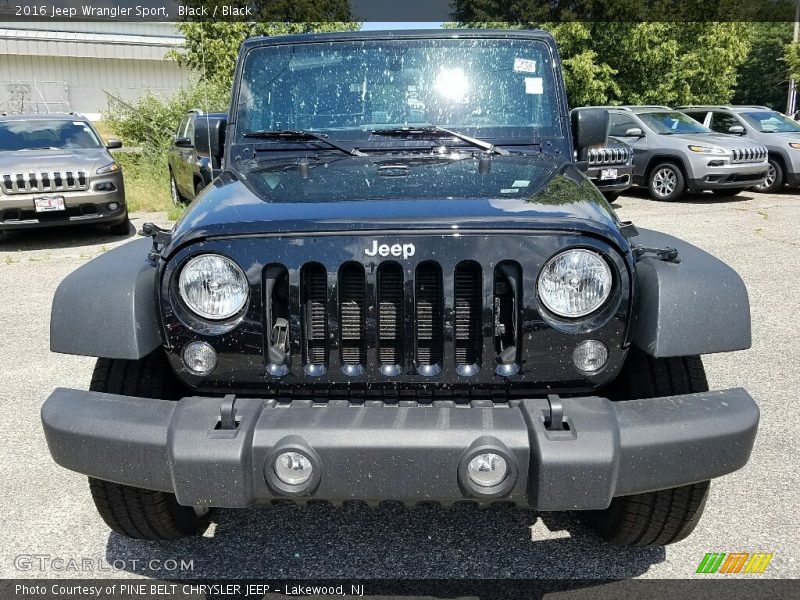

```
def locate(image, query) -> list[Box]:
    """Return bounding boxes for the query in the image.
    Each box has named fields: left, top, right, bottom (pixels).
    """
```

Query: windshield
left=638, top=111, right=711, bottom=135
left=237, top=38, right=562, bottom=142
left=740, top=110, right=800, bottom=133
left=0, top=119, right=102, bottom=151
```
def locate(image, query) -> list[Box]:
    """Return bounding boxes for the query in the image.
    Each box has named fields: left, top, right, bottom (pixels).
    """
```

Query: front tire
left=588, top=348, right=711, bottom=546
left=754, top=157, right=784, bottom=193
left=170, top=172, right=185, bottom=206
left=108, top=211, right=130, bottom=235
left=648, top=162, right=685, bottom=201
left=86, top=352, right=211, bottom=540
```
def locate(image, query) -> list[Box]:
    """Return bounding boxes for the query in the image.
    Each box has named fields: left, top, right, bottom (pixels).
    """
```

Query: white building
left=0, top=20, right=196, bottom=120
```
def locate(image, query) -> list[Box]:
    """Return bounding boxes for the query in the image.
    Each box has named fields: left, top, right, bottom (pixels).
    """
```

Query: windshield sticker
left=525, top=77, right=544, bottom=95
left=263, top=174, right=280, bottom=190
left=500, top=188, right=520, bottom=194
left=512, top=180, right=530, bottom=188
left=513, top=58, right=537, bottom=73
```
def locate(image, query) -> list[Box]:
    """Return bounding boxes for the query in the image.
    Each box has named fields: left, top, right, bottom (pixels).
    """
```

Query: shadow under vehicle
left=42, top=30, right=758, bottom=551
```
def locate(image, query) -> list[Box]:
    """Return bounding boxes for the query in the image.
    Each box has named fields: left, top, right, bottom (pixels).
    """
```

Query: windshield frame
left=230, top=34, right=568, bottom=151
left=739, top=110, right=800, bottom=133
left=0, top=118, right=103, bottom=152
left=637, top=111, right=713, bottom=135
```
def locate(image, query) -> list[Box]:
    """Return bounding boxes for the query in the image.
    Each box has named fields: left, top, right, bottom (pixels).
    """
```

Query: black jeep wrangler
left=42, top=30, right=758, bottom=546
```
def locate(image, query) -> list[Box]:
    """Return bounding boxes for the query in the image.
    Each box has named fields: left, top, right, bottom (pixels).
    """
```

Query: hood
left=167, top=154, right=626, bottom=252
left=671, top=133, right=763, bottom=150
left=0, top=148, right=110, bottom=174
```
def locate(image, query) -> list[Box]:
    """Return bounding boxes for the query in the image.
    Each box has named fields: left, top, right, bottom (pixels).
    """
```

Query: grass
left=95, top=121, right=185, bottom=218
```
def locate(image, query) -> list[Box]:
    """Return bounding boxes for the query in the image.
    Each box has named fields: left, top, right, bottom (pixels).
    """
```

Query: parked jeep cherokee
left=41, top=30, right=758, bottom=546
left=572, top=108, right=633, bottom=200
left=0, top=114, right=129, bottom=235
left=679, top=105, right=800, bottom=193
left=605, top=106, right=768, bottom=201
left=167, top=110, right=227, bottom=205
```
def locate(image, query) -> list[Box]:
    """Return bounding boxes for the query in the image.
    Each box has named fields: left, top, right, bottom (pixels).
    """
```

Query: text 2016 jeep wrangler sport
left=42, top=30, right=758, bottom=546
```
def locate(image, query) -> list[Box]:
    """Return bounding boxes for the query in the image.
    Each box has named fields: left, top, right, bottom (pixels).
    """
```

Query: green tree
left=450, top=4, right=755, bottom=107
left=175, top=0, right=359, bottom=88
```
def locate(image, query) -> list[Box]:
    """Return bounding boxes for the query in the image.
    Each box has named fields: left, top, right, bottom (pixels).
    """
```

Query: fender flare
left=631, top=229, right=751, bottom=357
left=50, top=238, right=163, bottom=360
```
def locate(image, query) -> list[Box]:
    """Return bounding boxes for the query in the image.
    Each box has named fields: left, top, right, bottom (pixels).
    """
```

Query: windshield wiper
left=242, top=129, right=366, bottom=156
left=371, top=125, right=511, bottom=156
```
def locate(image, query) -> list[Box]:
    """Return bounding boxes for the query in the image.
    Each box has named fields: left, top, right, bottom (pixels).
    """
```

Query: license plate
left=600, top=168, right=618, bottom=181
left=34, top=196, right=65, bottom=212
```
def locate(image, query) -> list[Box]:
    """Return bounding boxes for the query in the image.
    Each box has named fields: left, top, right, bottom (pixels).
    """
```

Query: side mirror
left=624, top=127, right=644, bottom=137
left=728, top=125, right=745, bottom=135
left=106, top=138, right=122, bottom=149
left=174, top=136, right=192, bottom=148
left=571, top=108, right=609, bottom=149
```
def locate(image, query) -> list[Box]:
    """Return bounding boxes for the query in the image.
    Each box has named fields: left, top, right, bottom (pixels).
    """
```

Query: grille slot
left=454, top=262, right=482, bottom=373
left=301, top=264, right=328, bottom=370
left=338, top=263, right=367, bottom=371
left=377, top=263, right=404, bottom=374
left=415, top=262, right=443, bottom=374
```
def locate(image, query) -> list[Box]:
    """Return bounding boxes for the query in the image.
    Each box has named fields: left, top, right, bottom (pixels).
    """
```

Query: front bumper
left=687, top=163, right=768, bottom=191
left=0, top=181, right=126, bottom=230
left=41, top=387, right=758, bottom=510
left=586, top=167, right=633, bottom=193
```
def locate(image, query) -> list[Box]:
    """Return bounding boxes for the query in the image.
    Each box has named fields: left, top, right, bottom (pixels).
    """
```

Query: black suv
left=167, top=110, right=227, bottom=204
left=43, top=30, right=757, bottom=547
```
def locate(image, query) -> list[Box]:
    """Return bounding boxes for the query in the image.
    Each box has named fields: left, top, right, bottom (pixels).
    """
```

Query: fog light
left=573, top=340, right=608, bottom=373
left=182, top=341, right=217, bottom=375
left=274, top=451, right=313, bottom=485
left=467, top=453, right=508, bottom=488
left=107, top=202, right=119, bottom=210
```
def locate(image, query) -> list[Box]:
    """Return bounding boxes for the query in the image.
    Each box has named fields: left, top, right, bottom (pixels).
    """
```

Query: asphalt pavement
left=1, top=190, right=798, bottom=581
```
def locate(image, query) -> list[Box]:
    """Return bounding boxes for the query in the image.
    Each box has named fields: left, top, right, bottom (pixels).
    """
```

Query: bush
left=103, top=80, right=230, bottom=155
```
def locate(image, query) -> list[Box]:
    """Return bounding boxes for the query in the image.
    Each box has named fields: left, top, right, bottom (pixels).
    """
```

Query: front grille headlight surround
left=178, top=253, right=249, bottom=321
left=537, top=248, right=613, bottom=318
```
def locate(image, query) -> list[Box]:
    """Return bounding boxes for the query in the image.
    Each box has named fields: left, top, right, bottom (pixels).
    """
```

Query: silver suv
left=679, top=105, right=800, bottom=193
left=603, top=106, right=768, bottom=201
left=0, top=114, right=128, bottom=236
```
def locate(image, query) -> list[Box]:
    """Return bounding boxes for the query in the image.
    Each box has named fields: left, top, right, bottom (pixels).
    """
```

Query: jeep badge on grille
left=365, top=240, right=416, bottom=259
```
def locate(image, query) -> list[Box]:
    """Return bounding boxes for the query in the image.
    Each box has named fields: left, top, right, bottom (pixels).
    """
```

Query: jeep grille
left=587, top=147, right=630, bottom=166
left=2, top=171, right=88, bottom=194
left=731, top=147, right=767, bottom=164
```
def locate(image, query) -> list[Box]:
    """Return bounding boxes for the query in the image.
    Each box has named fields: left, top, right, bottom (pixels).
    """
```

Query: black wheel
left=712, top=188, right=744, bottom=197
left=86, top=351, right=211, bottom=540
left=169, top=172, right=185, bottom=206
left=602, top=191, right=621, bottom=202
left=588, top=348, right=711, bottom=546
left=754, top=157, right=784, bottom=193
left=108, top=212, right=130, bottom=235
left=647, top=162, right=685, bottom=201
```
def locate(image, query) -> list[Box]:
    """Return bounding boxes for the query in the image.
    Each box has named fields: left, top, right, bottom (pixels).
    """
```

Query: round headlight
left=538, top=249, right=612, bottom=318
left=178, top=254, right=248, bottom=320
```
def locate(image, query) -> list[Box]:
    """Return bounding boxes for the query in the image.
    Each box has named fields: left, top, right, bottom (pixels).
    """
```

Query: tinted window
left=176, top=117, right=189, bottom=138
left=0, top=119, right=102, bottom=151
left=740, top=110, right=800, bottom=133
left=710, top=112, right=742, bottom=133
left=185, top=118, right=195, bottom=144
left=608, top=113, right=639, bottom=137
left=238, top=38, right=562, bottom=140
left=637, top=111, right=710, bottom=134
